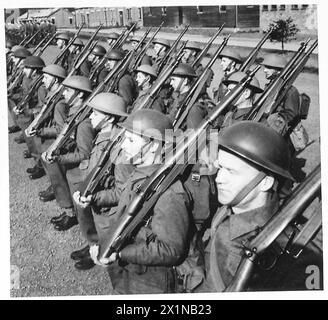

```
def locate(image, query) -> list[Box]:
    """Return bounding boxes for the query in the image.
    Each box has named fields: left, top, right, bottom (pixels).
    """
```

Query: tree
left=268, top=17, right=299, bottom=51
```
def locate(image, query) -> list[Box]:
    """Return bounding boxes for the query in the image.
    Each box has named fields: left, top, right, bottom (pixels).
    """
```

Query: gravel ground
left=8, top=41, right=321, bottom=297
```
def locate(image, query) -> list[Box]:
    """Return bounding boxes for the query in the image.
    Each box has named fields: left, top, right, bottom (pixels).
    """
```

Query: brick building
left=142, top=6, right=260, bottom=29
left=74, top=7, right=143, bottom=28
left=260, top=4, right=317, bottom=33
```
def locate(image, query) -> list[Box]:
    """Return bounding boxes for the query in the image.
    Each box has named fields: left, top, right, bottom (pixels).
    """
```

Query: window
left=138, top=8, right=142, bottom=20
left=291, top=5, right=299, bottom=10
left=143, top=7, right=152, bottom=16
left=279, top=5, right=286, bottom=11
left=219, top=5, right=227, bottom=13
left=127, top=8, right=131, bottom=20
left=271, top=5, right=277, bottom=11
left=69, top=17, right=73, bottom=25
left=161, top=7, right=167, bottom=16
left=197, top=6, right=203, bottom=14
left=301, top=5, right=309, bottom=10
left=262, top=5, right=268, bottom=11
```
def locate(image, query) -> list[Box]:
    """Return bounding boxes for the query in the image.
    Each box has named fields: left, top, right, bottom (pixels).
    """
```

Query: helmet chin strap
left=229, top=171, right=267, bottom=207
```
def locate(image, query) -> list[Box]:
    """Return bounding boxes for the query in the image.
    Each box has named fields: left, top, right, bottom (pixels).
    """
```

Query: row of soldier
left=6, top=24, right=321, bottom=294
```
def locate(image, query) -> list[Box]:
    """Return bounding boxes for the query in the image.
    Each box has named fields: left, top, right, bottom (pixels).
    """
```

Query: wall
left=260, top=4, right=317, bottom=33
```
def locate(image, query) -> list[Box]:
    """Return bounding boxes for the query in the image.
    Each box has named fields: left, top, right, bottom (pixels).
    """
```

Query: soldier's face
left=221, top=57, right=234, bottom=72
left=131, top=41, right=139, bottom=50
left=136, top=72, right=148, bottom=88
left=170, top=76, right=183, bottom=91
left=23, top=67, right=33, bottom=77
left=182, top=49, right=194, bottom=64
left=88, top=53, right=96, bottom=63
left=154, top=43, right=165, bottom=56
left=121, top=131, right=149, bottom=163
left=215, top=149, right=261, bottom=206
left=56, top=39, right=65, bottom=49
left=42, top=73, right=55, bottom=89
left=105, top=59, right=116, bottom=71
left=263, top=66, right=277, bottom=79
left=63, top=87, right=76, bottom=103
left=89, top=110, right=107, bottom=130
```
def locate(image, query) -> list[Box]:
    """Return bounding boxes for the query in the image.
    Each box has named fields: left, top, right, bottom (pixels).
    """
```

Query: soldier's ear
left=259, top=175, right=275, bottom=192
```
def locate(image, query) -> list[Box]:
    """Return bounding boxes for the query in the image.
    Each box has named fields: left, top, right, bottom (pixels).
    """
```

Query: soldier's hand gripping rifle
left=225, top=164, right=321, bottom=292
left=78, top=50, right=185, bottom=200
left=239, top=28, right=273, bottom=72
left=173, top=35, right=231, bottom=129
left=244, top=38, right=312, bottom=121
left=156, top=24, right=189, bottom=74
left=98, top=66, right=261, bottom=260
left=191, top=23, right=225, bottom=69
left=44, top=49, right=133, bottom=159
left=129, top=22, right=164, bottom=72
left=52, top=23, right=85, bottom=65
left=24, top=40, right=98, bottom=137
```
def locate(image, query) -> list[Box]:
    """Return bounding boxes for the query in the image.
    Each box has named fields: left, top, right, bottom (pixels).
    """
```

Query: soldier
left=106, top=32, right=120, bottom=49
left=67, top=38, right=91, bottom=77
left=196, top=121, right=294, bottom=292
left=8, top=47, right=32, bottom=136
left=55, top=33, right=70, bottom=69
left=41, top=75, right=94, bottom=231
left=103, top=49, right=138, bottom=106
left=26, top=64, right=68, bottom=197
left=166, top=63, right=197, bottom=123
left=89, top=109, right=193, bottom=294
left=261, top=54, right=300, bottom=136
left=152, top=38, right=170, bottom=70
left=129, top=64, right=164, bottom=113
left=212, top=48, right=243, bottom=103
left=130, top=35, right=152, bottom=66
left=71, top=93, right=131, bottom=270
left=219, top=71, right=263, bottom=129
left=88, top=45, right=107, bottom=86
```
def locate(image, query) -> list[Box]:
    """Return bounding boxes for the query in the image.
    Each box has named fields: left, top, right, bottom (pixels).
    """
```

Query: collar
left=229, top=196, right=279, bottom=240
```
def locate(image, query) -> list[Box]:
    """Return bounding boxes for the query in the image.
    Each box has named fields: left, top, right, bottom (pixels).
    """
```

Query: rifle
left=114, top=22, right=138, bottom=49
left=19, top=33, right=32, bottom=46
left=191, top=23, right=225, bottom=68
left=34, top=32, right=58, bottom=57
left=225, top=164, right=321, bottom=292
left=156, top=25, right=189, bottom=74
left=25, top=40, right=97, bottom=135
left=239, top=28, right=273, bottom=72
left=173, top=35, right=231, bottom=129
left=22, top=30, right=41, bottom=47
left=244, top=38, right=312, bottom=121
left=130, top=22, right=164, bottom=72
left=30, top=35, right=49, bottom=56
left=52, top=23, right=84, bottom=65
left=44, top=49, right=134, bottom=158
left=98, top=66, right=261, bottom=260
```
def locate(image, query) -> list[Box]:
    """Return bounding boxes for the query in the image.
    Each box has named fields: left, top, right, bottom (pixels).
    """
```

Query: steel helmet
left=136, top=65, right=157, bottom=79
left=185, top=42, right=201, bottom=52
left=108, top=32, right=120, bottom=40
left=172, top=63, right=197, bottom=78
left=153, top=38, right=170, bottom=48
left=62, top=75, right=93, bottom=93
left=218, top=48, right=243, bottom=64
left=261, top=54, right=287, bottom=70
left=13, top=48, right=32, bottom=58
left=222, top=71, right=263, bottom=93
left=11, top=45, right=25, bottom=52
left=218, top=121, right=294, bottom=180
left=120, top=109, right=173, bottom=142
left=73, top=38, right=84, bottom=47
left=106, top=49, right=125, bottom=61
left=130, top=36, right=144, bottom=43
left=42, top=64, right=67, bottom=79
left=92, top=45, right=106, bottom=57
left=56, top=33, right=70, bottom=41
left=87, top=93, right=128, bottom=117
left=23, top=56, right=46, bottom=69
